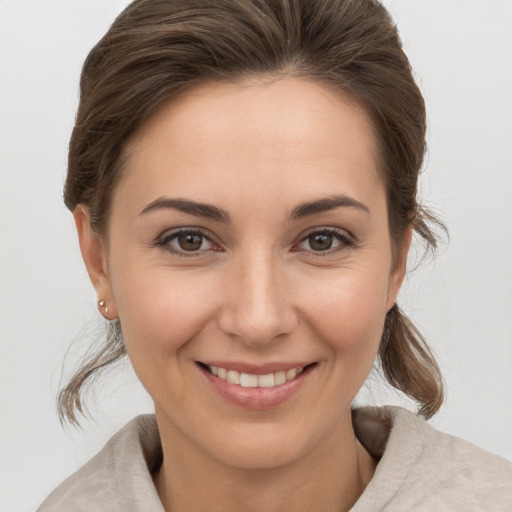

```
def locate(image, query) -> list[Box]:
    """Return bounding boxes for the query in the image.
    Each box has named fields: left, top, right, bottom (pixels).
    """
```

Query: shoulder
left=37, top=415, right=164, bottom=512
left=352, top=406, right=512, bottom=512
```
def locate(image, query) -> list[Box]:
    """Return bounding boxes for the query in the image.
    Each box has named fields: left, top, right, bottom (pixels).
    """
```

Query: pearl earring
left=98, top=299, right=111, bottom=317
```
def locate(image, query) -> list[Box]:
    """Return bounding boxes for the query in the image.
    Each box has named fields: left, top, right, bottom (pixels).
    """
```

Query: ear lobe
left=73, top=205, right=118, bottom=319
left=386, top=226, right=413, bottom=311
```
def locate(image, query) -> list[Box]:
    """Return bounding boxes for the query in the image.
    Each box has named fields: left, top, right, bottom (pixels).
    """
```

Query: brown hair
left=59, top=0, right=444, bottom=425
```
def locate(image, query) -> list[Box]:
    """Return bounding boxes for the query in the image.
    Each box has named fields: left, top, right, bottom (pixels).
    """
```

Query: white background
left=1, top=1, right=511, bottom=510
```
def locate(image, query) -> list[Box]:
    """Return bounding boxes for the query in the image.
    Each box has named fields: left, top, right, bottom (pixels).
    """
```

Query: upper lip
left=197, top=361, right=315, bottom=375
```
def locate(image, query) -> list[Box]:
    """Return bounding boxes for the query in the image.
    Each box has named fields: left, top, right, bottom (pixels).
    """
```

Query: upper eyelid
left=292, top=227, right=356, bottom=253
left=158, top=226, right=216, bottom=243
left=156, top=228, right=222, bottom=257
left=297, top=226, right=355, bottom=242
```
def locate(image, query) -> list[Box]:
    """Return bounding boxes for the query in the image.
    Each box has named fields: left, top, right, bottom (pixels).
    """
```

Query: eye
left=157, top=228, right=219, bottom=255
left=306, top=232, right=335, bottom=251
left=294, top=228, right=354, bottom=253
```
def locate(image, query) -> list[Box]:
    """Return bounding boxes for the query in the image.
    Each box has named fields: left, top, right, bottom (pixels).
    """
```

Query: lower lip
left=197, top=364, right=316, bottom=410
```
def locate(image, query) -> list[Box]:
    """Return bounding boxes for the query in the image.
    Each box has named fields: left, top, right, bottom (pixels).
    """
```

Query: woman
left=37, top=0, right=512, bottom=510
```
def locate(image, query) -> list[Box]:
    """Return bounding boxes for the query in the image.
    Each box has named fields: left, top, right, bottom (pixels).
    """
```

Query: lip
left=196, top=361, right=317, bottom=410
left=198, top=360, right=313, bottom=375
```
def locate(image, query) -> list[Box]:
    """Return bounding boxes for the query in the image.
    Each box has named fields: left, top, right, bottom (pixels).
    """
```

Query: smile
left=206, top=365, right=305, bottom=388
left=197, top=361, right=317, bottom=409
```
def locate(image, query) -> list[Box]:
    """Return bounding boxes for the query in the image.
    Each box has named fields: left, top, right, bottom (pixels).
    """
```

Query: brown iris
left=178, top=233, right=203, bottom=251
left=308, top=233, right=333, bottom=251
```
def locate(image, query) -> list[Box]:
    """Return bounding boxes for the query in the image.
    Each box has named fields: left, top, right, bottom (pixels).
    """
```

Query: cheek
left=111, top=264, right=219, bottom=356
left=302, top=267, right=388, bottom=357
left=109, top=265, right=224, bottom=406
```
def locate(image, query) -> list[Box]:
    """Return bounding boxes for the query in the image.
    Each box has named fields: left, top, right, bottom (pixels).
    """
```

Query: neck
left=153, top=410, right=376, bottom=512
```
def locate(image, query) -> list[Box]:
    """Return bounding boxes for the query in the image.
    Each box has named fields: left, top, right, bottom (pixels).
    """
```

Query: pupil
left=178, top=233, right=203, bottom=251
left=310, top=233, right=332, bottom=251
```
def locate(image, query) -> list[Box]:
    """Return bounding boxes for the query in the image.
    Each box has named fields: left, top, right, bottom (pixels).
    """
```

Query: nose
left=217, top=250, right=298, bottom=347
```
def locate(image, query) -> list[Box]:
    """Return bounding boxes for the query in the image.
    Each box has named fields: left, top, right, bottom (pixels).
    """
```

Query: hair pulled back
left=59, top=0, right=444, bottom=425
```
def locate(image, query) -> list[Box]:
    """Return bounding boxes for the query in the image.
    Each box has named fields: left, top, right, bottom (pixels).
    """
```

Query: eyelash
left=293, top=227, right=356, bottom=256
left=155, top=227, right=356, bottom=257
left=156, top=228, right=219, bottom=257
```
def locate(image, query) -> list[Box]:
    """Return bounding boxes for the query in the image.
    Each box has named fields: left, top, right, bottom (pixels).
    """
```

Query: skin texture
left=74, top=77, right=410, bottom=511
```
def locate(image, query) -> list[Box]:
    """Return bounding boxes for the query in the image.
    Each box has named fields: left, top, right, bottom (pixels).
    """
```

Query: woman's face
left=79, top=77, right=407, bottom=468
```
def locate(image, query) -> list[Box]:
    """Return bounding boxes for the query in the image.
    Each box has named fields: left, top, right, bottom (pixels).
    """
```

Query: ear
left=73, top=205, right=118, bottom=320
left=386, top=226, right=413, bottom=311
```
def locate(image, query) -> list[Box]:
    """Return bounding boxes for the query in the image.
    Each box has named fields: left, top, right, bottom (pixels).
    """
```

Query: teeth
left=207, top=365, right=307, bottom=388
left=240, top=373, right=258, bottom=387
left=258, top=373, right=274, bottom=388
left=286, top=368, right=297, bottom=380
left=274, top=371, right=287, bottom=386
left=226, top=370, right=240, bottom=385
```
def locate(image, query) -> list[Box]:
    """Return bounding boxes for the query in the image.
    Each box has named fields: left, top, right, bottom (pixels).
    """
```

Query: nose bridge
left=218, top=246, right=297, bottom=345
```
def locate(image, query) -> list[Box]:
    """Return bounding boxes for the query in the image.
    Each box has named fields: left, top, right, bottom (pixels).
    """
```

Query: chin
left=196, top=417, right=339, bottom=471
left=207, top=432, right=308, bottom=470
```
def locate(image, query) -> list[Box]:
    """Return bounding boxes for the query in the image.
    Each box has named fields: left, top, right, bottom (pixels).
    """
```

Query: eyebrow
left=139, top=197, right=231, bottom=222
left=289, top=195, right=370, bottom=219
left=138, top=194, right=369, bottom=223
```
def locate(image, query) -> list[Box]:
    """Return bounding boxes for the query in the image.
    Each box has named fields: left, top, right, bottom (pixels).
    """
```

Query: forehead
left=116, top=77, right=383, bottom=215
